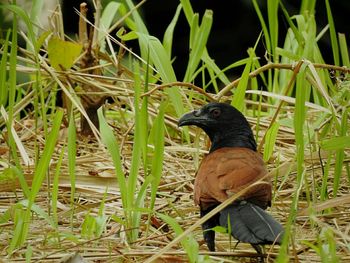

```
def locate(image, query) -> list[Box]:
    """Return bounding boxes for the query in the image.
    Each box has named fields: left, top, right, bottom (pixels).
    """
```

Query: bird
left=178, top=102, right=284, bottom=259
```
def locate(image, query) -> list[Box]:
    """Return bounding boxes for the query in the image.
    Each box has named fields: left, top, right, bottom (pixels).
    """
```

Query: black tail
left=219, top=202, right=284, bottom=246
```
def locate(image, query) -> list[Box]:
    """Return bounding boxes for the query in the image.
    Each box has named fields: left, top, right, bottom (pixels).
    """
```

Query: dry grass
left=1, top=99, right=349, bottom=262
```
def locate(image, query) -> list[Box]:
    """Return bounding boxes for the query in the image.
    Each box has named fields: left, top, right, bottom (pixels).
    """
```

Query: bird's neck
left=209, top=129, right=257, bottom=152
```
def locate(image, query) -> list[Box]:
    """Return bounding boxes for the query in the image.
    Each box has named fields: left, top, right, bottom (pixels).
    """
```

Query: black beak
left=178, top=110, right=203, bottom=127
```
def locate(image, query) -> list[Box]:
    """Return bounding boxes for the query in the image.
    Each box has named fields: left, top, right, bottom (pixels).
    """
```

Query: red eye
left=210, top=108, right=221, bottom=118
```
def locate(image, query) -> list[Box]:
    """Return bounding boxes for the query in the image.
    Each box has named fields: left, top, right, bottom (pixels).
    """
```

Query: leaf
left=211, top=226, right=227, bottom=234
left=117, top=29, right=138, bottom=41
left=68, top=110, right=76, bottom=213
left=325, top=0, right=340, bottom=66
left=158, top=213, right=199, bottom=263
left=320, top=136, right=350, bottom=151
left=99, top=2, right=122, bottom=50
left=36, top=30, right=51, bottom=54
left=231, top=51, right=253, bottom=112
left=163, top=4, right=182, bottom=58
left=98, top=108, right=126, bottom=205
left=47, top=37, right=83, bottom=70
left=338, top=33, right=350, bottom=67
left=149, top=102, right=165, bottom=210
left=263, top=121, right=280, bottom=162
left=8, top=109, right=63, bottom=252
left=184, top=10, right=213, bottom=82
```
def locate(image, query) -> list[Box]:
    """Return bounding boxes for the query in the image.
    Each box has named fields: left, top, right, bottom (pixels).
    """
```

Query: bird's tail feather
left=219, top=202, right=284, bottom=245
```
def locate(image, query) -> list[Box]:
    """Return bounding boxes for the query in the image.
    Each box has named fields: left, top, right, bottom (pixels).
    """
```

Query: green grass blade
left=99, top=2, right=121, bottom=52
left=180, top=0, right=195, bottom=23
left=294, top=69, right=309, bottom=183
left=320, top=154, right=332, bottom=201
left=300, top=0, right=316, bottom=13
left=0, top=4, right=36, bottom=51
left=137, top=33, right=177, bottom=82
left=8, top=206, right=25, bottom=254
left=338, top=33, right=350, bottom=67
left=252, top=0, right=271, bottom=53
left=128, top=62, right=144, bottom=242
left=8, top=109, right=63, bottom=252
left=320, top=136, right=350, bottom=150
left=68, top=111, right=77, bottom=221
left=163, top=4, right=182, bottom=58
left=124, top=0, right=148, bottom=34
left=267, top=0, right=279, bottom=59
left=30, top=0, right=44, bottom=37
left=124, top=0, right=149, bottom=58
left=231, top=51, right=254, bottom=112
left=52, top=145, right=65, bottom=226
left=0, top=30, right=10, bottom=106
left=140, top=54, right=150, bottom=169
left=20, top=200, right=55, bottom=227
left=149, top=103, right=165, bottom=210
left=97, top=108, right=127, bottom=206
left=263, top=121, right=280, bottom=162
left=25, top=244, right=32, bottom=263
left=279, top=1, right=303, bottom=46
left=27, top=109, right=64, bottom=204
left=157, top=213, right=199, bottom=263
left=325, top=0, right=340, bottom=66
left=7, top=9, right=20, bottom=167
left=136, top=33, right=185, bottom=120
left=184, top=10, right=213, bottom=82
left=277, top=66, right=309, bottom=261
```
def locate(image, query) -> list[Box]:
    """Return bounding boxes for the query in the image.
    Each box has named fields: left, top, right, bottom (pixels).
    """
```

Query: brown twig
left=216, top=62, right=350, bottom=100
left=141, top=81, right=216, bottom=101
left=141, top=62, right=348, bottom=104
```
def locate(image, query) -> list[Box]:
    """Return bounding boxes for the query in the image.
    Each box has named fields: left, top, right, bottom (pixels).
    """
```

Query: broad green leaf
left=47, top=37, right=83, bottom=70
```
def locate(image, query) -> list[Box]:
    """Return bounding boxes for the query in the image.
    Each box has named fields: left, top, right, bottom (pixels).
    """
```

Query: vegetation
left=0, top=0, right=349, bottom=262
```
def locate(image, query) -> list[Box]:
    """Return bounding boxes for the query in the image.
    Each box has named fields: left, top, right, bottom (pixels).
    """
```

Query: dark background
left=61, top=0, right=349, bottom=80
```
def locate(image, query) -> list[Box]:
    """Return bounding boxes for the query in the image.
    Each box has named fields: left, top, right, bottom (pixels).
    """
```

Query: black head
left=178, top=102, right=257, bottom=152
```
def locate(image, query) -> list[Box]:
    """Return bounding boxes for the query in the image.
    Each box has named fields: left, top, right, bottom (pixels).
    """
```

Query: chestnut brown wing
left=194, top=147, right=272, bottom=210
